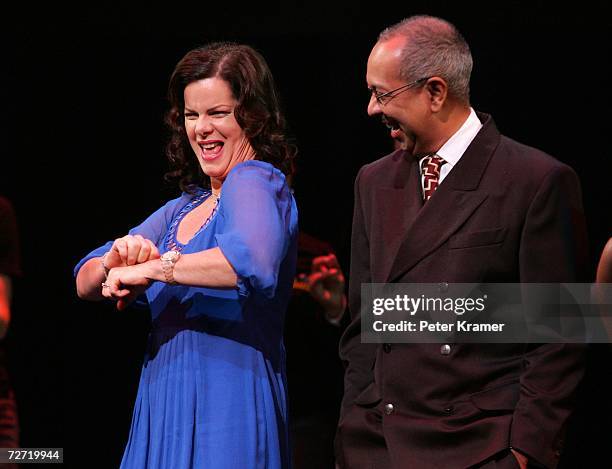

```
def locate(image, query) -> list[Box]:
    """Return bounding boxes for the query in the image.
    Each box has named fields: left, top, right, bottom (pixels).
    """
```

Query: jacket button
left=384, top=403, right=394, bottom=415
left=443, top=406, right=454, bottom=414
left=439, top=282, right=449, bottom=292
left=383, top=343, right=392, bottom=353
left=440, top=344, right=452, bottom=355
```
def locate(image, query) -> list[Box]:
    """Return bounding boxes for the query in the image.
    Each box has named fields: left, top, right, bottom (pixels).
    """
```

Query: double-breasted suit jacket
left=336, top=113, right=588, bottom=469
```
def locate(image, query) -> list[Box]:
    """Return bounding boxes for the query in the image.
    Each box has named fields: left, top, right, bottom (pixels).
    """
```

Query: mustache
left=381, top=114, right=400, bottom=130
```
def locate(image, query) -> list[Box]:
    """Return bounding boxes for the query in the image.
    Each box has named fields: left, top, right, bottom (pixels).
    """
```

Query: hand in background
left=308, top=254, right=346, bottom=322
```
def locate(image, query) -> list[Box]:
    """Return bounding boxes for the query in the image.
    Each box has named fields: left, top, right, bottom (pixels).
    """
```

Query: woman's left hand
left=102, top=264, right=152, bottom=311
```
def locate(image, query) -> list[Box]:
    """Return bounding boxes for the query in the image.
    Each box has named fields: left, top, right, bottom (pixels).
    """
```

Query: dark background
left=1, top=2, right=610, bottom=467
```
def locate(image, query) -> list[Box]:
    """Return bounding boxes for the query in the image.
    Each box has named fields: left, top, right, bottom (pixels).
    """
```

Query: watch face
left=162, top=250, right=179, bottom=262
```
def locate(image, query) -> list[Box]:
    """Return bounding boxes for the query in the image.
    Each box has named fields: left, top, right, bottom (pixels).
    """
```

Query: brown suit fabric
left=336, top=113, right=588, bottom=469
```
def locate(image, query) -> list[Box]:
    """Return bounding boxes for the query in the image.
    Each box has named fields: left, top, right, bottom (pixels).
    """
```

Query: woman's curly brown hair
left=164, top=42, right=296, bottom=193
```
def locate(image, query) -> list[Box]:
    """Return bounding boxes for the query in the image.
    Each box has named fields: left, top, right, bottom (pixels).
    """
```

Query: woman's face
left=184, top=77, right=255, bottom=186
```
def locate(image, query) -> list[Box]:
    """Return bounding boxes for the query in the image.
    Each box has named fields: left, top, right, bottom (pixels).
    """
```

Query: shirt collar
left=436, top=107, right=483, bottom=168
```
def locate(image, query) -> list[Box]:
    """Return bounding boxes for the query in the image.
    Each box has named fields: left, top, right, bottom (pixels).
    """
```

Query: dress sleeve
left=215, top=161, right=295, bottom=298
left=73, top=194, right=190, bottom=277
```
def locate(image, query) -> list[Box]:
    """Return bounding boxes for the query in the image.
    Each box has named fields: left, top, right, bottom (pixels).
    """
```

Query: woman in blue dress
left=74, top=43, right=298, bottom=469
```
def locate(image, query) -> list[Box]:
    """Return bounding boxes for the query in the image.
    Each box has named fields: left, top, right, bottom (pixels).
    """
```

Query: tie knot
left=421, top=154, right=446, bottom=202
left=421, top=154, right=446, bottom=172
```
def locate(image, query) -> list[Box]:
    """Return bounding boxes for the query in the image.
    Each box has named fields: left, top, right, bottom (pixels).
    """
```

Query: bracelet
left=101, top=252, right=111, bottom=279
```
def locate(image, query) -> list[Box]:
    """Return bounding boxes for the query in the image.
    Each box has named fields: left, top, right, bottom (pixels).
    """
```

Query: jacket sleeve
left=338, top=167, right=379, bottom=416
left=510, top=165, right=589, bottom=469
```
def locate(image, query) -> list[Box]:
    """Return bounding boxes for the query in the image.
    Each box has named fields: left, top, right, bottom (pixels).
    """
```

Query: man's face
left=366, top=37, right=428, bottom=153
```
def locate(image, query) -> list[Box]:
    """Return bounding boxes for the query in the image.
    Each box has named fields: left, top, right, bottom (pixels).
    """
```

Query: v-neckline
left=166, top=191, right=219, bottom=251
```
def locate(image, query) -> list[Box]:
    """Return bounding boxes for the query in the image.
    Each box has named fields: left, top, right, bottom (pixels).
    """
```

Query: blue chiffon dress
left=74, top=161, right=298, bottom=469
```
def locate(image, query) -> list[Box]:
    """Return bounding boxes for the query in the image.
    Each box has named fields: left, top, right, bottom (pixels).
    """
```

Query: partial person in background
left=0, top=196, right=21, bottom=460
left=75, top=43, right=298, bottom=469
left=595, top=238, right=612, bottom=340
left=596, top=238, right=612, bottom=283
left=286, top=232, right=346, bottom=469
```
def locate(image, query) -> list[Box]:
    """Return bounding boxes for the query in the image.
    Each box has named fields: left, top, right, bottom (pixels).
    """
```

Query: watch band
left=161, top=250, right=181, bottom=284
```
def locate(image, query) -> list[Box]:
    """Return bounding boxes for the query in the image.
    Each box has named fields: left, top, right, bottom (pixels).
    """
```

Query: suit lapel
left=386, top=113, right=501, bottom=283
left=373, top=153, right=422, bottom=282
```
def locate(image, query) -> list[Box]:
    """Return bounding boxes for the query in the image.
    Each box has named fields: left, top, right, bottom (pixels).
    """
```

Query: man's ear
left=425, top=77, right=448, bottom=112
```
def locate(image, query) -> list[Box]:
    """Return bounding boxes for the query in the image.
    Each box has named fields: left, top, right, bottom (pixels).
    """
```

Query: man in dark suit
left=336, top=15, right=588, bottom=469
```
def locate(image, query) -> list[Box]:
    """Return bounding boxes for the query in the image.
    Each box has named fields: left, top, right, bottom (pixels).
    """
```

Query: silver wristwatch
left=160, top=250, right=181, bottom=284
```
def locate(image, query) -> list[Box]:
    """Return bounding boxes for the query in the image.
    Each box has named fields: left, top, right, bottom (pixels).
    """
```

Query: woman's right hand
left=77, top=235, right=160, bottom=301
left=104, top=234, right=160, bottom=269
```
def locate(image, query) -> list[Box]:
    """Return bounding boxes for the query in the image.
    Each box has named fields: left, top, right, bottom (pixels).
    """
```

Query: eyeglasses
left=369, top=77, right=431, bottom=106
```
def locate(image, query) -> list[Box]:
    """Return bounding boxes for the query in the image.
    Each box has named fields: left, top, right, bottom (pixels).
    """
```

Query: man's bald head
left=377, top=15, right=473, bottom=103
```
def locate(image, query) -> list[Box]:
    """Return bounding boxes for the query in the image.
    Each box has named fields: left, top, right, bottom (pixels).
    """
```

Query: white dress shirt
left=421, top=107, right=483, bottom=186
